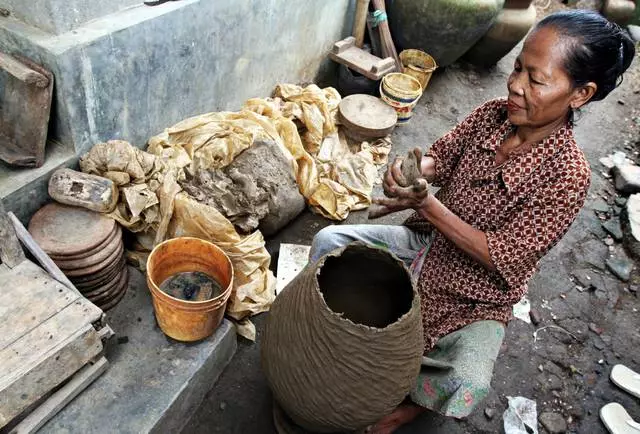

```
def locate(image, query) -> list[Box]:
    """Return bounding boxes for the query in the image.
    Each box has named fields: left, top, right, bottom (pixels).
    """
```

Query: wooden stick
left=8, top=212, right=80, bottom=295
left=0, top=52, right=49, bottom=88
left=371, top=0, right=402, bottom=72
left=353, top=0, right=371, bottom=48
left=0, top=203, right=26, bottom=268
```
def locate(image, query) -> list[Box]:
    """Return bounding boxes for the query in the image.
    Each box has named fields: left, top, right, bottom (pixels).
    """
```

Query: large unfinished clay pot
left=262, top=243, right=423, bottom=432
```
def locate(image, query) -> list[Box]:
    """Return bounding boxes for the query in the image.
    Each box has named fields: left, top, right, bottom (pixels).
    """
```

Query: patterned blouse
left=404, top=98, right=591, bottom=352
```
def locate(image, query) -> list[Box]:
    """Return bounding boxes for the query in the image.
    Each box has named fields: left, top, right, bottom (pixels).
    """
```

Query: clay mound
left=261, top=243, right=424, bottom=432
left=181, top=140, right=305, bottom=236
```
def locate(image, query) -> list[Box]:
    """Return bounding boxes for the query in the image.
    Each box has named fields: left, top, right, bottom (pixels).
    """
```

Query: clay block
left=181, top=140, right=306, bottom=236
left=0, top=53, right=53, bottom=168
left=48, top=168, right=118, bottom=213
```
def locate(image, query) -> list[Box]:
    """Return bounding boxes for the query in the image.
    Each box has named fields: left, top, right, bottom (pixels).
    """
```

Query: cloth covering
left=79, top=84, right=392, bottom=339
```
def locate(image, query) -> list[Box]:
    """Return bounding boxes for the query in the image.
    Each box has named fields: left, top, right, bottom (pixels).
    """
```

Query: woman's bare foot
left=367, top=404, right=426, bottom=434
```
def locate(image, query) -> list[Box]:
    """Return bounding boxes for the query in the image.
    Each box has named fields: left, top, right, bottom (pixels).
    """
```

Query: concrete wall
left=0, top=0, right=352, bottom=223
left=0, top=0, right=352, bottom=153
left=0, top=0, right=141, bottom=34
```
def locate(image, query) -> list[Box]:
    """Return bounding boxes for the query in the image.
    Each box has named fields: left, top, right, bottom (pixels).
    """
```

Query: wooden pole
left=353, top=0, right=371, bottom=48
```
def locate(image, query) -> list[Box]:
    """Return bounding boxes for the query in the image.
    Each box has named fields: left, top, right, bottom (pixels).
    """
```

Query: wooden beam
left=0, top=53, right=49, bottom=88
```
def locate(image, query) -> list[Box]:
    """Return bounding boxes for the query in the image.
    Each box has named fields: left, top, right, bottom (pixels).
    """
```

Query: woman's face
left=507, top=26, right=590, bottom=128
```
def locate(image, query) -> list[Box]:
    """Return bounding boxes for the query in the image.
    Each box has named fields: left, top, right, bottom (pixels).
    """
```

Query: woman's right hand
left=383, top=147, right=425, bottom=197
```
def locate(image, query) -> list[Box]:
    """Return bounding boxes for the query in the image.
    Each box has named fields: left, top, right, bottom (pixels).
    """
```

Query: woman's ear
left=570, top=82, right=597, bottom=109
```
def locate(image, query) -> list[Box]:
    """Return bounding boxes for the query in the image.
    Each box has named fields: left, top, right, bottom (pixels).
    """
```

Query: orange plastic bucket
left=146, top=237, right=234, bottom=342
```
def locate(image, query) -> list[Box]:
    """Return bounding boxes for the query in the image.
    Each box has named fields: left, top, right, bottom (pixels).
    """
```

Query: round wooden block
left=86, top=267, right=129, bottom=304
left=72, top=256, right=125, bottom=290
left=50, top=225, right=121, bottom=261
left=55, top=234, right=123, bottom=271
left=28, top=203, right=116, bottom=256
left=338, top=94, right=397, bottom=139
left=80, top=264, right=127, bottom=298
left=96, top=273, right=129, bottom=311
left=64, top=243, right=124, bottom=277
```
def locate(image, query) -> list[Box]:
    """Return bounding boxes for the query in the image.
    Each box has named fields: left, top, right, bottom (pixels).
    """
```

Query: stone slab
left=40, top=266, right=237, bottom=434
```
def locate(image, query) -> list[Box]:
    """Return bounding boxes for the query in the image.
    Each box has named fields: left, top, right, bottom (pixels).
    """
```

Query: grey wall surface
left=0, top=0, right=352, bottom=153
left=0, top=0, right=141, bottom=34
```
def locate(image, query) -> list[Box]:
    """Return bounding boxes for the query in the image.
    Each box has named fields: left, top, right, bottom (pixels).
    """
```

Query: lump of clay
left=261, top=243, right=423, bottom=432
left=181, top=140, right=306, bottom=236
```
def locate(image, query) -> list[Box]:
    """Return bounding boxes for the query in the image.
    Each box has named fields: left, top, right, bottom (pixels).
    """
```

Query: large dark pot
left=463, top=3, right=537, bottom=67
left=261, top=243, right=424, bottom=432
left=388, top=0, right=506, bottom=67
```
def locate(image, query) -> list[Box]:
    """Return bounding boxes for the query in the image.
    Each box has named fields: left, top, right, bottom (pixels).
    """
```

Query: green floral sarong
left=410, top=320, right=505, bottom=418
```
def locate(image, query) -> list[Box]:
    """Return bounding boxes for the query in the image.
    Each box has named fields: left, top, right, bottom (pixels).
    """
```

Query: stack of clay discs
left=338, top=94, right=398, bottom=142
left=28, top=203, right=128, bottom=311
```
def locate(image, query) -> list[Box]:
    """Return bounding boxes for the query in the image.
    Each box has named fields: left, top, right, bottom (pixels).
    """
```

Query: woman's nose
left=508, top=73, right=525, bottom=96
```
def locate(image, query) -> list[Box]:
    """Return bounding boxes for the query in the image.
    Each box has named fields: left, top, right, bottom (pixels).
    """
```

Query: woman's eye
left=530, top=77, right=544, bottom=85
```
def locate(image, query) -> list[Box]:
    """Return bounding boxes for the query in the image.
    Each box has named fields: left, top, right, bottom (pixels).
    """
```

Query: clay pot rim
left=146, top=236, right=234, bottom=306
left=313, top=242, right=420, bottom=332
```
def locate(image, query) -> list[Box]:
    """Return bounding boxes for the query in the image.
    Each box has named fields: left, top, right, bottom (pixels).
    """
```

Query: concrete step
left=0, top=139, right=76, bottom=225
left=40, top=266, right=237, bottom=433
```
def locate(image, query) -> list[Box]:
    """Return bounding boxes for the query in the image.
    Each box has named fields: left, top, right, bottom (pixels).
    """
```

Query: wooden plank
left=0, top=261, right=82, bottom=351
left=0, top=294, right=102, bottom=386
left=0, top=54, right=53, bottom=167
left=8, top=212, right=80, bottom=296
left=0, top=204, right=25, bottom=268
left=0, top=53, right=48, bottom=88
left=0, top=324, right=103, bottom=428
left=10, top=357, right=108, bottom=434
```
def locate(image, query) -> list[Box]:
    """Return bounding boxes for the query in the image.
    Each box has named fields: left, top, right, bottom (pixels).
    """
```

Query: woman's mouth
left=507, top=100, right=524, bottom=112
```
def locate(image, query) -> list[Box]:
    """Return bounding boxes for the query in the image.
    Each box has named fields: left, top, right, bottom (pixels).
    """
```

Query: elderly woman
left=309, top=10, right=635, bottom=433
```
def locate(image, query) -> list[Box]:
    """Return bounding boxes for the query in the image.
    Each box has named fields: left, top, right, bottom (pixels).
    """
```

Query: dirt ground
left=182, top=23, right=640, bottom=434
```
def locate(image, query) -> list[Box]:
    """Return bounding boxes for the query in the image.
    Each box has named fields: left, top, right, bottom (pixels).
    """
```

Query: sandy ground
left=182, top=19, right=640, bottom=434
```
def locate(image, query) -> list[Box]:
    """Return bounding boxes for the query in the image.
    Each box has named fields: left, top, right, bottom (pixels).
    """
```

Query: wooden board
left=328, top=37, right=396, bottom=80
left=0, top=260, right=104, bottom=427
left=28, top=203, right=115, bottom=256
left=0, top=53, right=53, bottom=168
left=0, top=324, right=103, bottom=427
left=0, top=261, right=83, bottom=350
left=11, top=357, right=108, bottom=434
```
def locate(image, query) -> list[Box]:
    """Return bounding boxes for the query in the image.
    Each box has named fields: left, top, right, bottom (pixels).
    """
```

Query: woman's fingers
left=383, top=160, right=402, bottom=197
left=391, top=157, right=408, bottom=187
left=367, top=204, right=393, bottom=219
left=413, top=147, right=423, bottom=173
left=412, top=179, right=429, bottom=195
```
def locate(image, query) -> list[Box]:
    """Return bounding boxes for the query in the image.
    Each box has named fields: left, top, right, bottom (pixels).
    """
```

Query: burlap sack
left=261, top=243, right=423, bottom=432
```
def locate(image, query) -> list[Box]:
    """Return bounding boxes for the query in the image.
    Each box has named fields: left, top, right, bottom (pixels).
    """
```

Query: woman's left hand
left=369, top=156, right=430, bottom=219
